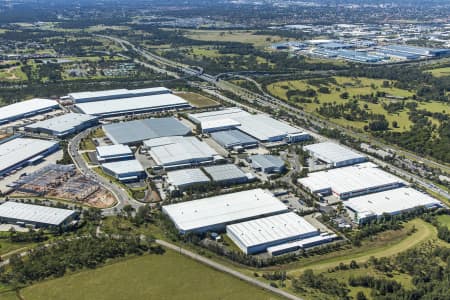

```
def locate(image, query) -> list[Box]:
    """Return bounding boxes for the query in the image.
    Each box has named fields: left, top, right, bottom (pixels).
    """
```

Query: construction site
left=11, top=164, right=116, bottom=208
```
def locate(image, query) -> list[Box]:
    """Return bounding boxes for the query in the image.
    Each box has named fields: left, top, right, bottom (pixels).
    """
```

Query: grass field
left=324, top=267, right=413, bottom=300
left=286, top=219, right=435, bottom=275
left=79, top=138, right=96, bottom=151
left=20, top=250, right=282, bottom=300
left=0, top=291, right=18, bottom=300
left=176, top=92, right=220, bottom=108
left=0, top=239, right=34, bottom=256
left=426, top=67, right=450, bottom=77
left=266, top=76, right=448, bottom=132
left=437, top=214, right=450, bottom=229
left=0, top=66, right=27, bottom=81
left=183, top=30, right=284, bottom=48
left=189, top=47, right=227, bottom=58
left=275, top=219, right=439, bottom=300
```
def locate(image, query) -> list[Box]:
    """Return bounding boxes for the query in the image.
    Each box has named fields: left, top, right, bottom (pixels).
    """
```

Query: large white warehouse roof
left=304, top=142, right=367, bottom=167
left=0, top=98, right=58, bottom=124
left=234, top=114, right=300, bottom=142
left=226, top=212, right=318, bottom=254
left=167, top=168, right=210, bottom=188
left=96, top=144, right=133, bottom=160
left=299, top=162, right=406, bottom=199
left=75, top=93, right=189, bottom=116
left=0, top=137, right=59, bottom=176
left=103, top=117, right=191, bottom=145
left=25, top=113, right=98, bottom=136
left=101, top=159, right=144, bottom=175
left=188, top=108, right=304, bottom=142
left=345, top=187, right=442, bottom=222
left=68, top=87, right=171, bottom=103
left=146, top=136, right=218, bottom=168
left=162, top=188, right=289, bottom=233
left=0, top=202, right=76, bottom=226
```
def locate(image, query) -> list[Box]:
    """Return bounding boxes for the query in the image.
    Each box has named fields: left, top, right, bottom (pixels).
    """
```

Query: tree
left=356, top=291, right=367, bottom=300
left=340, top=92, right=349, bottom=99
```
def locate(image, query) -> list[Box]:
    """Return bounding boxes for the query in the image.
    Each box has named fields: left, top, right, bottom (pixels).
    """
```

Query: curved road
left=68, top=127, right=143, bottom=215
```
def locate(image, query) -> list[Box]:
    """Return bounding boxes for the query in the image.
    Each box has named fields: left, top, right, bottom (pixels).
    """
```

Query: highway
left=68, top=127, right=143, bottom=215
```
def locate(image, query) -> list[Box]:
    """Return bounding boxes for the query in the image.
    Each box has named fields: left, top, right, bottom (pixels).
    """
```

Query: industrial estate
left=0, top=84, right=445, bottom=255
left=0, top=1, right=449, bottom=300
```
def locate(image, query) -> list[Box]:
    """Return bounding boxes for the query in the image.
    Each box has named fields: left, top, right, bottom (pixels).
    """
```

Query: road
left=155, top=239, right=303, bottom=300
left=68, top=127, right=143, bottom=215
left=99, top=35, right=449, bottom=200
left=0, top=235, right=301, bottom=300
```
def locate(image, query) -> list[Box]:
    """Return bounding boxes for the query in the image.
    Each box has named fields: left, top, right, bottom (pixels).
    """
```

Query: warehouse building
left=298, top=162, right=406, bottom=200
left=145, top=136, right=219, bottom=170
left=101, top=159, right=146, bottom=182
left=304, top=142, right=367, bottom=167
left=381, top=45, right=450, bottom=57
left=210, top=130, right=258, bottom=150
left=162, top=188, right=289, bottom=234
left=103, top=117, right=191, bottom=145
left=0, top=202, right=77, bottom=228
left=318, top=42, right=354, bottom=50
left=188, top=108, right=310, bottom=143
left=68, top=87, right=171, bottom=103
left=166, top=168, right=210, bottom=192
left=203, top=164, right=250, bottom=185
left=226, top=212, right=319, bottom=254
left=345, top=187, right=443, bottom=224
left=0, top=98, right=59, bottom=125
left=188, top=107, right=248, bottom=130
left=96, top=144, right=134, bottom=163
left=236, top=114, right=308, bottom=143
left=267, top=233, right=338, bottom=256
left=336, top=50, right=385, bottom=63
left=312, top=48, right=339, bottom=58
left=25, top=113, right=98, bottom=137
left=250, top=155, right=286, bottom=174
left=0, top=137, right=60, bottom=177
left=74, top=93, right=190, bottom=117
left=373, top=49, right=420, bottom=60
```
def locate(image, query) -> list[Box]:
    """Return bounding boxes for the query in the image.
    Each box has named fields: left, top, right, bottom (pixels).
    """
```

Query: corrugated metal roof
left=0, top=137, right=58, bottom=174
left=203, top=164, right=247, bottom=182
left=25, top=113, right=97, bottom=134
left=101, top=159, right=144, bottom=175
left=304, top=142, right=366, bottom=165
left=345, top=187, right=442, bottom=217
left=298, top=162, right=406, bottom=195
left=189, top=108, right=304, bottom=141
left=146, top=136, right=217, bottom=167
left=210, top=130, right=257, bottom=148
left=167, top=168, right=210, bottom=187
left=96, top=144, right=132, bottom=158
left=75, top=94, right=189, bottom=116
left=69, top=87, right=171, bottom=102
left=103, top=117, right=191, bottom=145
left=0, top=202, right=75, bottom=226
left=227, top=212, right=318, bottom=248
left=0, top=98, right=58, bottom=123
left=162, top=189, right=288, bottom=232
left=251, top=155, right=285, bottom=170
